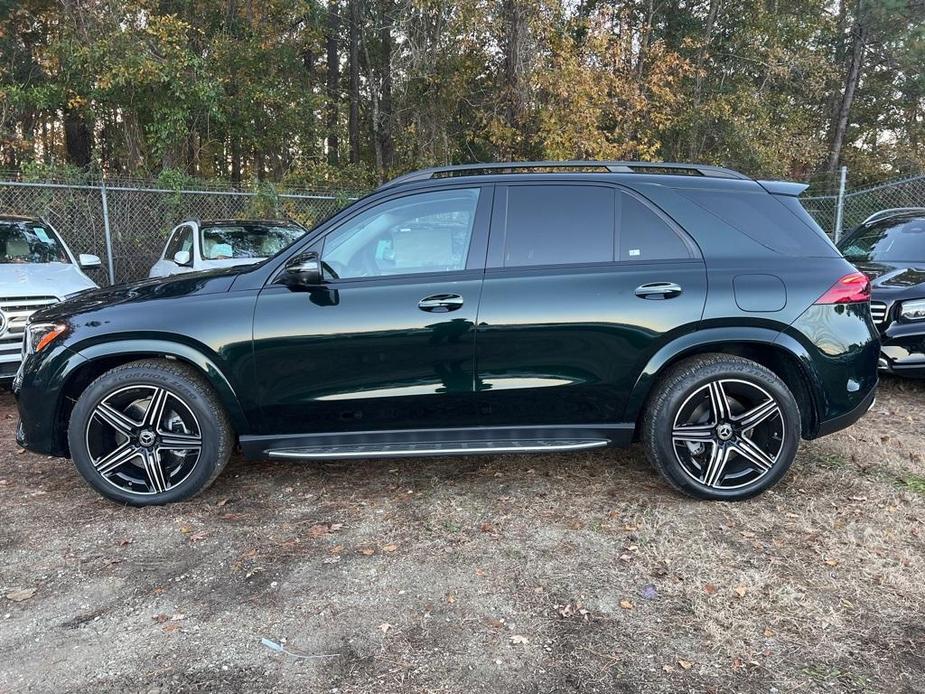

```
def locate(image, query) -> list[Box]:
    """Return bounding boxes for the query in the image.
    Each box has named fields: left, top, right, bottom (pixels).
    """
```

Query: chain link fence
left=0, top=177, right=362, bottom=285
left=2, top=172, right=924, bottom=286
left=802, top=174, right=925, bottom=241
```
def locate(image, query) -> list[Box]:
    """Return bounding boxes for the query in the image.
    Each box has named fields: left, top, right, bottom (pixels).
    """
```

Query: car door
left=251, top=185, right=492, bottom=435
left=474, top=183, right=707, bottom=426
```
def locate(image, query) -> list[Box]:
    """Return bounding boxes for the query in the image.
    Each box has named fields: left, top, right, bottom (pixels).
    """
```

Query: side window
left=164, top=226, right=193, bottom=260
left=501, top=185, right=614, bottom=267
left=617, top=193, right=691, bottom=261
left=322, top=188, right=479, bottom=279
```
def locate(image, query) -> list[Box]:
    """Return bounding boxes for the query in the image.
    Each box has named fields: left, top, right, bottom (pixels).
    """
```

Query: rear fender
left=624, top=327, right=821, bottom=426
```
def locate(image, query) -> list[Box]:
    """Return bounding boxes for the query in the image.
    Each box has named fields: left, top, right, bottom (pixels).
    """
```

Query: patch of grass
left=901, top=475, right=925, bottom=495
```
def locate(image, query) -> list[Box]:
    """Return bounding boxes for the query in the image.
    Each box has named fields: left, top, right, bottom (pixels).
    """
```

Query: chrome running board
left=267, top=438, right=609, bottom=460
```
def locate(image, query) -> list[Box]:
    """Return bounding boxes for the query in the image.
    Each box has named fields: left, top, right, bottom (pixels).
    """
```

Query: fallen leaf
left=446, top=594, right=456, bottom=604
left=216, top=498, right=231, bottom=507
left=179, top=525, right=193, bottom=534
left=619, top=599, right=634, bottom=610
left=704, top=583, right=718, bottom=595
left=5, top=588, right=36, bottom=602
left=162, top=622, right=181, bottom=633
left=381, top=543, right=398, bottom=553
left=188, top=531, right=208, bottom=542
left=763, top=627, right=775, bottom=637
left=118, top=538, right=133, bottom=547
left=678, top=659, right=693, bottom=670
left=378, top=623, right=392, bottom=633
left=308, top=523, right=330, bottom=538
left=329, top=523, right=343, bottom=532
left=358, top=547, right=375, bottom=556
left=824, top=558, right=839, bottom=567
left=662, top=664, right=674, bottom=672
left=510, top=635, right=529, bottom=645
left=734, top=585, right=747, bottom=598
left=480, top=521, right=495, bottom=533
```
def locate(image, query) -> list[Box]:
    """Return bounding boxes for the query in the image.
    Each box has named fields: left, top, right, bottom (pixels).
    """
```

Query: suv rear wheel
left=67, top=359, right=234, bottom=506
left=643, top=354, right=800, bottom=501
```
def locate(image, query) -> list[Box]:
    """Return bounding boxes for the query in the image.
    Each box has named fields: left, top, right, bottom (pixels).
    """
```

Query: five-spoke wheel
left=643, top=354, right=800, bottom=500
left=68, top=359, right=234, bottom=505
left=86, top=385, right=203, bottom=495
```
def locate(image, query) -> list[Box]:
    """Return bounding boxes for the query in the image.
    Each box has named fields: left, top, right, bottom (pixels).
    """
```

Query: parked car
left=838, top=207, right=925, bottom=377
left=15, top=161, right=878, bottom=506
left=0, top=215, right=101, bottom=380
left=148, top=218, right=306, bottom=277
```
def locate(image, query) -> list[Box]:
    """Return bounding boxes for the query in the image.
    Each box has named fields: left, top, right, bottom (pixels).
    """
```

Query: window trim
left=270, top=183, right=494, bottom=286
left=485, top=182, right=700, bottom=272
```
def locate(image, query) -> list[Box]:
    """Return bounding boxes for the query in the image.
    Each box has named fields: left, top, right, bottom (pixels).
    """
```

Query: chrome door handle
left=634, top=282, right=682, bottom=299
left=418, top=294, right=464, bottom=312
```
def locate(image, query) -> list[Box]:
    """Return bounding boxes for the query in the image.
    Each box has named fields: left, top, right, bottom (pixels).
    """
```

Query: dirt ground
left=1, top=379, right=923, bottom=694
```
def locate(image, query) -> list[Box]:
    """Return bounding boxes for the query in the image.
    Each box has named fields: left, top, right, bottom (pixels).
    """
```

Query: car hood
left=0, top=262, right=97, bottom=299
left=853, top=260, right=925, bottom=297
left=32, top=267, right=242, bottom=323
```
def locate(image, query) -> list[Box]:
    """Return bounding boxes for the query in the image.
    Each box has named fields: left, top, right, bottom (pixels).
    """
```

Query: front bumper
left=878, top=328, right=925, bottom=378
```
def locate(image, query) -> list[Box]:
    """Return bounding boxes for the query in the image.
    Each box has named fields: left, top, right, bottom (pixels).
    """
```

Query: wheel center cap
left=138, top=429, right=156, bottom=447
left=716, top=423, right=734, bottom=441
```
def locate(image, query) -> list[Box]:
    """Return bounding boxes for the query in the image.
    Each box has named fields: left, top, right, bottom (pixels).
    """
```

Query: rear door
left=474, top=183, right=707, bottom=425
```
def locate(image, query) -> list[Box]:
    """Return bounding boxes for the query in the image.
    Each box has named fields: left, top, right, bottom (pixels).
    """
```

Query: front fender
left=622, top=326, right=820, bottom=425
left=73, top=339, right=251, bottom=433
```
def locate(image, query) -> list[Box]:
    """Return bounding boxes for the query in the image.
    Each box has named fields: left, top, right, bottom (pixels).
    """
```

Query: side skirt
left=238, top=423, right=635, bottom=461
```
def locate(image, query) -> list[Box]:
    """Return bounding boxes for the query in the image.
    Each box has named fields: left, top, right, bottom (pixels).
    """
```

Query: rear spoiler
left=756, top=180, right=809, bottom=197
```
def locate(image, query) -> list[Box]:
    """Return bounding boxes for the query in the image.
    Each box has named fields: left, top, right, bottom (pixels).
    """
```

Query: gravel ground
left=0, top=378, right=923, bottom=693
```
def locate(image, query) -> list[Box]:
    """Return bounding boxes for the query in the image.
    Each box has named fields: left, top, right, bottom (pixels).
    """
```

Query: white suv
left=0, top=215, right=100, bottom=378
left=148, top=219, right=306, bottom=278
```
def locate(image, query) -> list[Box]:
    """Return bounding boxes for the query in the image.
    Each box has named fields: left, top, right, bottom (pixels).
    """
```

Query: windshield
left=200, top=223, right=305, bottom=260
left=0, top=220, right=69, bottom=264
left=838, top=217, right=925, bottom=262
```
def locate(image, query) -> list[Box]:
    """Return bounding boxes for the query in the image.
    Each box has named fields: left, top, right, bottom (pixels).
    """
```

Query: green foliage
left=1, top=0, right=922, bottom=184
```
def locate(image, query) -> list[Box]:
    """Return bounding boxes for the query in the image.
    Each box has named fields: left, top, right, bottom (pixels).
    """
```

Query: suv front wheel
left=643, top=354, right=801, bottom=501
left=67, top=359, right=234, bottom=506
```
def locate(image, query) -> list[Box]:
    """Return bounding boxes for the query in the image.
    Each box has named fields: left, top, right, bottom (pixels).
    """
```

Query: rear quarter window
left=677, top=188, right=839, bottom=257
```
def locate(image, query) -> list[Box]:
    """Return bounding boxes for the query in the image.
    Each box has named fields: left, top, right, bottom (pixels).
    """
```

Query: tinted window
left=201, top=223, right=304, bottom=260
left=838, top=217, right=925, bottom=262
left=164, top=226, right=193, bottom=260
left=502, top=185, right=614, bottom=267
left=678, top=188, right=839, bottom=257
left=0, top=221, right=69, bottom=264
left=618, top=193, right=691, bottom=260
left=323, top=188, right=479, bottom=279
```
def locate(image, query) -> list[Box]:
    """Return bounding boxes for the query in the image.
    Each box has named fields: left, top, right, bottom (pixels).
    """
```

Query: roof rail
left=860, top=207, right=925, bottom=226
left=379, top=160, right=751, bottom=189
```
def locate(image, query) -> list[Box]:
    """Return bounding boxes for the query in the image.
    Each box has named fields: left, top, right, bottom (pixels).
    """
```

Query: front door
left=475, top=183, right=707, bottom=425
left=252, top=185, right=492, bottom=434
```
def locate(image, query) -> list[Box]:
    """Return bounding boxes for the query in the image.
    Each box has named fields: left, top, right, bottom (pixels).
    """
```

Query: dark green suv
left=15, top=161, right=879, bottom=505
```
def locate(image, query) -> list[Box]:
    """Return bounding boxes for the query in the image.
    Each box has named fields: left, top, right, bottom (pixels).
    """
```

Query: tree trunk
left=64, top=108, right=92, bottom=168
left=325, top=0, right=340, bottom=165
left=348, top=0, right=362, bottom=164
left=379, top=1, right=394, bottom=170
left=503, top=0, right=526, bottom=159
left=826, top=2, right=867, bottom=174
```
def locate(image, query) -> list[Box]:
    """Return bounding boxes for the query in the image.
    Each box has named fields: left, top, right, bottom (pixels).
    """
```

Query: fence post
left=834, top=165, right=848, bottom=242
left=99, top=178, right=116, bottom=285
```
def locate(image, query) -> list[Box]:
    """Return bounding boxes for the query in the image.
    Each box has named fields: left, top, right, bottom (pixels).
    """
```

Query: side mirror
left=283, top=252, right=323, bottom=286
left=79, top=253, right=102, bottom=269
left=173, top=250, right=192, bottom=266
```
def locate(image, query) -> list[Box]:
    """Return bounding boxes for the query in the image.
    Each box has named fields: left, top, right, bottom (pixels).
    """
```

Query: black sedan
left=839, top=208, right=925, bottom=377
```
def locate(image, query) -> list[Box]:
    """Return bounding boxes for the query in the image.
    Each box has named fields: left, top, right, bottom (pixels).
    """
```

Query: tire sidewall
left=649, top=360, right=801, bottom=501
left=68, top=363, right=227, bottom=506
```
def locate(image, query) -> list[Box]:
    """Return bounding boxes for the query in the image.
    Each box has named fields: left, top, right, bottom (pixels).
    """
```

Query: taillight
left=814, top=272, right=871, bottom=304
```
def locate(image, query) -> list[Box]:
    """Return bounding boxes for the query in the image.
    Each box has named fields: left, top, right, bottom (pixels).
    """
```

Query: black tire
left=67, top=359, right=234, bottom=506
left=642, top=354, right=801, bottom=501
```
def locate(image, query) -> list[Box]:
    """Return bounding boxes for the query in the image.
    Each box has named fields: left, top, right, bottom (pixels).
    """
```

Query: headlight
left=24, top=322, right=68, bottom=356
left=900, top=299, right=925, bottom=322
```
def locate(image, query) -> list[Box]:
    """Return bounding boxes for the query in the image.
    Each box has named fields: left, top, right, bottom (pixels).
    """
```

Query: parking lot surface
left=1, top=380, right=923, bottom=693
